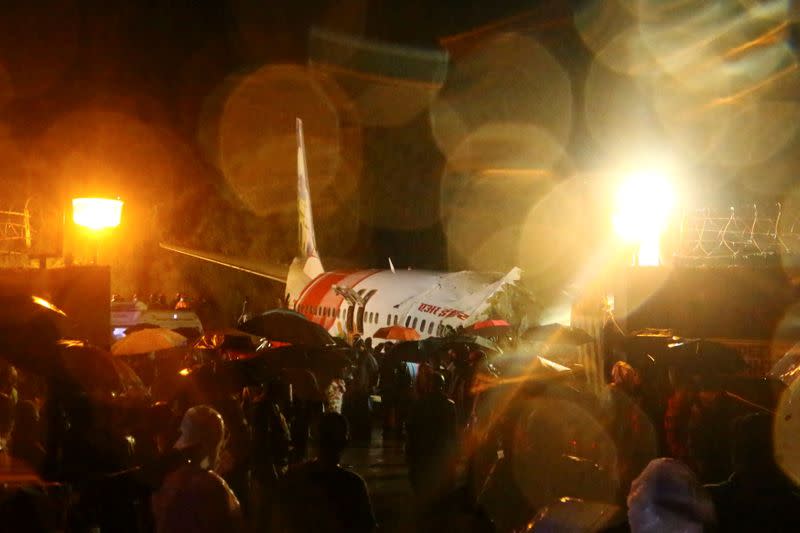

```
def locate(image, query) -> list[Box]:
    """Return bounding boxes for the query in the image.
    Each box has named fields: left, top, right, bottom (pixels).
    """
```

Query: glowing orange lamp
left=72, top=198, right=123, bottom=231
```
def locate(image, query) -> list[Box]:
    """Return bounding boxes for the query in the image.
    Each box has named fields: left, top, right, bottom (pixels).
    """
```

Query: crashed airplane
left=162, top=119, right=535, bottom=339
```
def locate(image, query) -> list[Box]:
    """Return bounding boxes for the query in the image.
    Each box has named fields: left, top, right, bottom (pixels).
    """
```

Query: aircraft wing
left=159, top=243, right=288, bottom=283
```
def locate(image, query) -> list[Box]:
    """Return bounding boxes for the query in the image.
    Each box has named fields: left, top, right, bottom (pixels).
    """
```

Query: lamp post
left=71, top=198, right=123, bottom=264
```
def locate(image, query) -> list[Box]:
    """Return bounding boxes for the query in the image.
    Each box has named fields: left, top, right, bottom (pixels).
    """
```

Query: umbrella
left=372, top=325, right=420, bottom=341
left=434, top=335, right=503, bottom=354
left=622, top=334, right=746, bottom=376
left=464, top=319, right=512, bottom=339
left=54, top=340, right=148, bottom=399
left=663, top=338, right=746, bottom=375
left=0, top=290, right=68, bottom=355
left=521, top=324, right=595, bottom=346
left=0, top=290, right=67, bottom=325
left=386, top=340, right=427, bottom=362
left=387, top=336, right=502, bottom=363
left=240, top=309, right=335, bottom=347
left=185, top=344, right=352, bottom=394
left=193, top=328, right=255, bottom=352
left=111, top=327, right=187, bottom=356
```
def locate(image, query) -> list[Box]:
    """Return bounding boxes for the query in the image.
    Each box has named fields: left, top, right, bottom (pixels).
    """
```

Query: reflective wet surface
left=342, top=432, right=415, bottom=532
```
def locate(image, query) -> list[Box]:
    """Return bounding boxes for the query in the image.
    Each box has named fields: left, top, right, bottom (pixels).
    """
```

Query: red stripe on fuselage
left=295, top=269, right=382, bottom=331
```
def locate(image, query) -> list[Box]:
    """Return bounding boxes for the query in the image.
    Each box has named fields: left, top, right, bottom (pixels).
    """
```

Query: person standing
left=406, top=372, right=458, bottom=504
left=277, top=412, right=376, bottom=533
left=151, top=405, right=242, bottom=533
left=346, top=341, right=379, bottom=443
left=251, top=381, right=292, bottom=531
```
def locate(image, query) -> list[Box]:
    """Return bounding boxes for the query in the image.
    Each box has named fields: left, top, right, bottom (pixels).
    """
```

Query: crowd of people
left=1, top=316, right=799, bottom=532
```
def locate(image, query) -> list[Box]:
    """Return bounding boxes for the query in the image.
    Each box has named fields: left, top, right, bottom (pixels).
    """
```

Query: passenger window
left=394, top=315, right=399, bottom=325
left=386, top=315, right=391, bottom=326
left=412, top=317, right=418, bottom=329
left=420, top=319, right=427, bottom=332
left=405, top=316, right=410, bottom=327
left=428, top=322, right=434, bottom=335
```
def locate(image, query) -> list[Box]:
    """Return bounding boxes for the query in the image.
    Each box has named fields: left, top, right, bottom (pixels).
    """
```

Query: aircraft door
left=356, top=306, right=365, bottom=334
left=346, top=304, right=355, bottom=333
left=355, top=289, right=377, bottom=335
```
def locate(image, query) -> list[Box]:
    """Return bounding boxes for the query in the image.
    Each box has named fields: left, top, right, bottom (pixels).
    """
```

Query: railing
left=0, top=199, right=31, bottom=249
left=673, top=203, right=800, bottom=266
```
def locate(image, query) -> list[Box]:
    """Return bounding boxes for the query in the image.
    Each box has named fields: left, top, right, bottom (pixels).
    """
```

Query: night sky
left=0, top=0, right=797, bottom=323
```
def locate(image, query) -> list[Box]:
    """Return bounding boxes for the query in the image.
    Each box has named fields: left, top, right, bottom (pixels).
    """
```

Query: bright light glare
left=613, top=170, right=675, bottom=242
left=72, top=198, right=123, bottom=231
left=637, top=236, right=662, bottom=267
left=612, top=170, right=675, bottom=266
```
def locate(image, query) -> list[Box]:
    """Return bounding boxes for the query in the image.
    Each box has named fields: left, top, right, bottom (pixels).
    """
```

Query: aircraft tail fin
left=286, top=118, right=324, bottom=304
left=296, top=118, right=321, bottom=262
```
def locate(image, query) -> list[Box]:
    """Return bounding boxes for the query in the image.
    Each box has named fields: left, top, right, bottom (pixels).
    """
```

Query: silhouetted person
left=605, top=361, right=656, bottom=501
left=0, top=392, right=13, bottom=448
left=151, top=405, right=242, bottom=533
left=406, top=372, right=458, bottom=503
left=9, top=400, right=44, bottom=472
left=664, top=367, right=698, bottom=464
left=706, top=413, right=800, bottom=531
left=251, top=381, right=292, bottom=531
left=277, top=412, right=376, bottom=533
left=0, top=364, right=19, bottom=406
left=345, top=341, right=379, bottom=443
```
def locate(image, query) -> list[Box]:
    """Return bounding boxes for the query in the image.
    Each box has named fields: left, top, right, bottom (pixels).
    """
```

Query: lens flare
left=431, top=33, right=572, bottom=160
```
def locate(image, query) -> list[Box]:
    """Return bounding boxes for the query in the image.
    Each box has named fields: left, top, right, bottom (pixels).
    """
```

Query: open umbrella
left=464, top=319, right=512, bottom=339
left=111, top=327, right=187, bottom=356
left=623, top=334, right=746, bottom=376
left=193, top=328, right=255, bottom=352
left=433, top=335, right=503, bottom=354
left=663, top=338, right=746, bottom=375
left=240, top=309, right=335, bottom=347
left=521, top=324, right=595, bottom=346
left=372, top=325, right=420, bottom=341
left=55, top=340, right=148, bottom=399
left=385, top=340, right=426, bottom=362
left=387, top=336, right=502, bottom=363
left=185, top=344, right=352, bottom=394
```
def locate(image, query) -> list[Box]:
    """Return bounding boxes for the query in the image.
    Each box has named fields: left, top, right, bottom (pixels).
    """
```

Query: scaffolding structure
left=0, top=199, right=31, bottom=253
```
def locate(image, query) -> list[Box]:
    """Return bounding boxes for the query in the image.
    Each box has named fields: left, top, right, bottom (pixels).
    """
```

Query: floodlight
left=612, top=169, right=675, bottom=266
left=72, top=198, right=123, bottom=231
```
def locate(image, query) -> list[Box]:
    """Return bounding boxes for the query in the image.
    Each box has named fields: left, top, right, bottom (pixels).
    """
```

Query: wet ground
left=343, top=431, right=416, bottom=532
